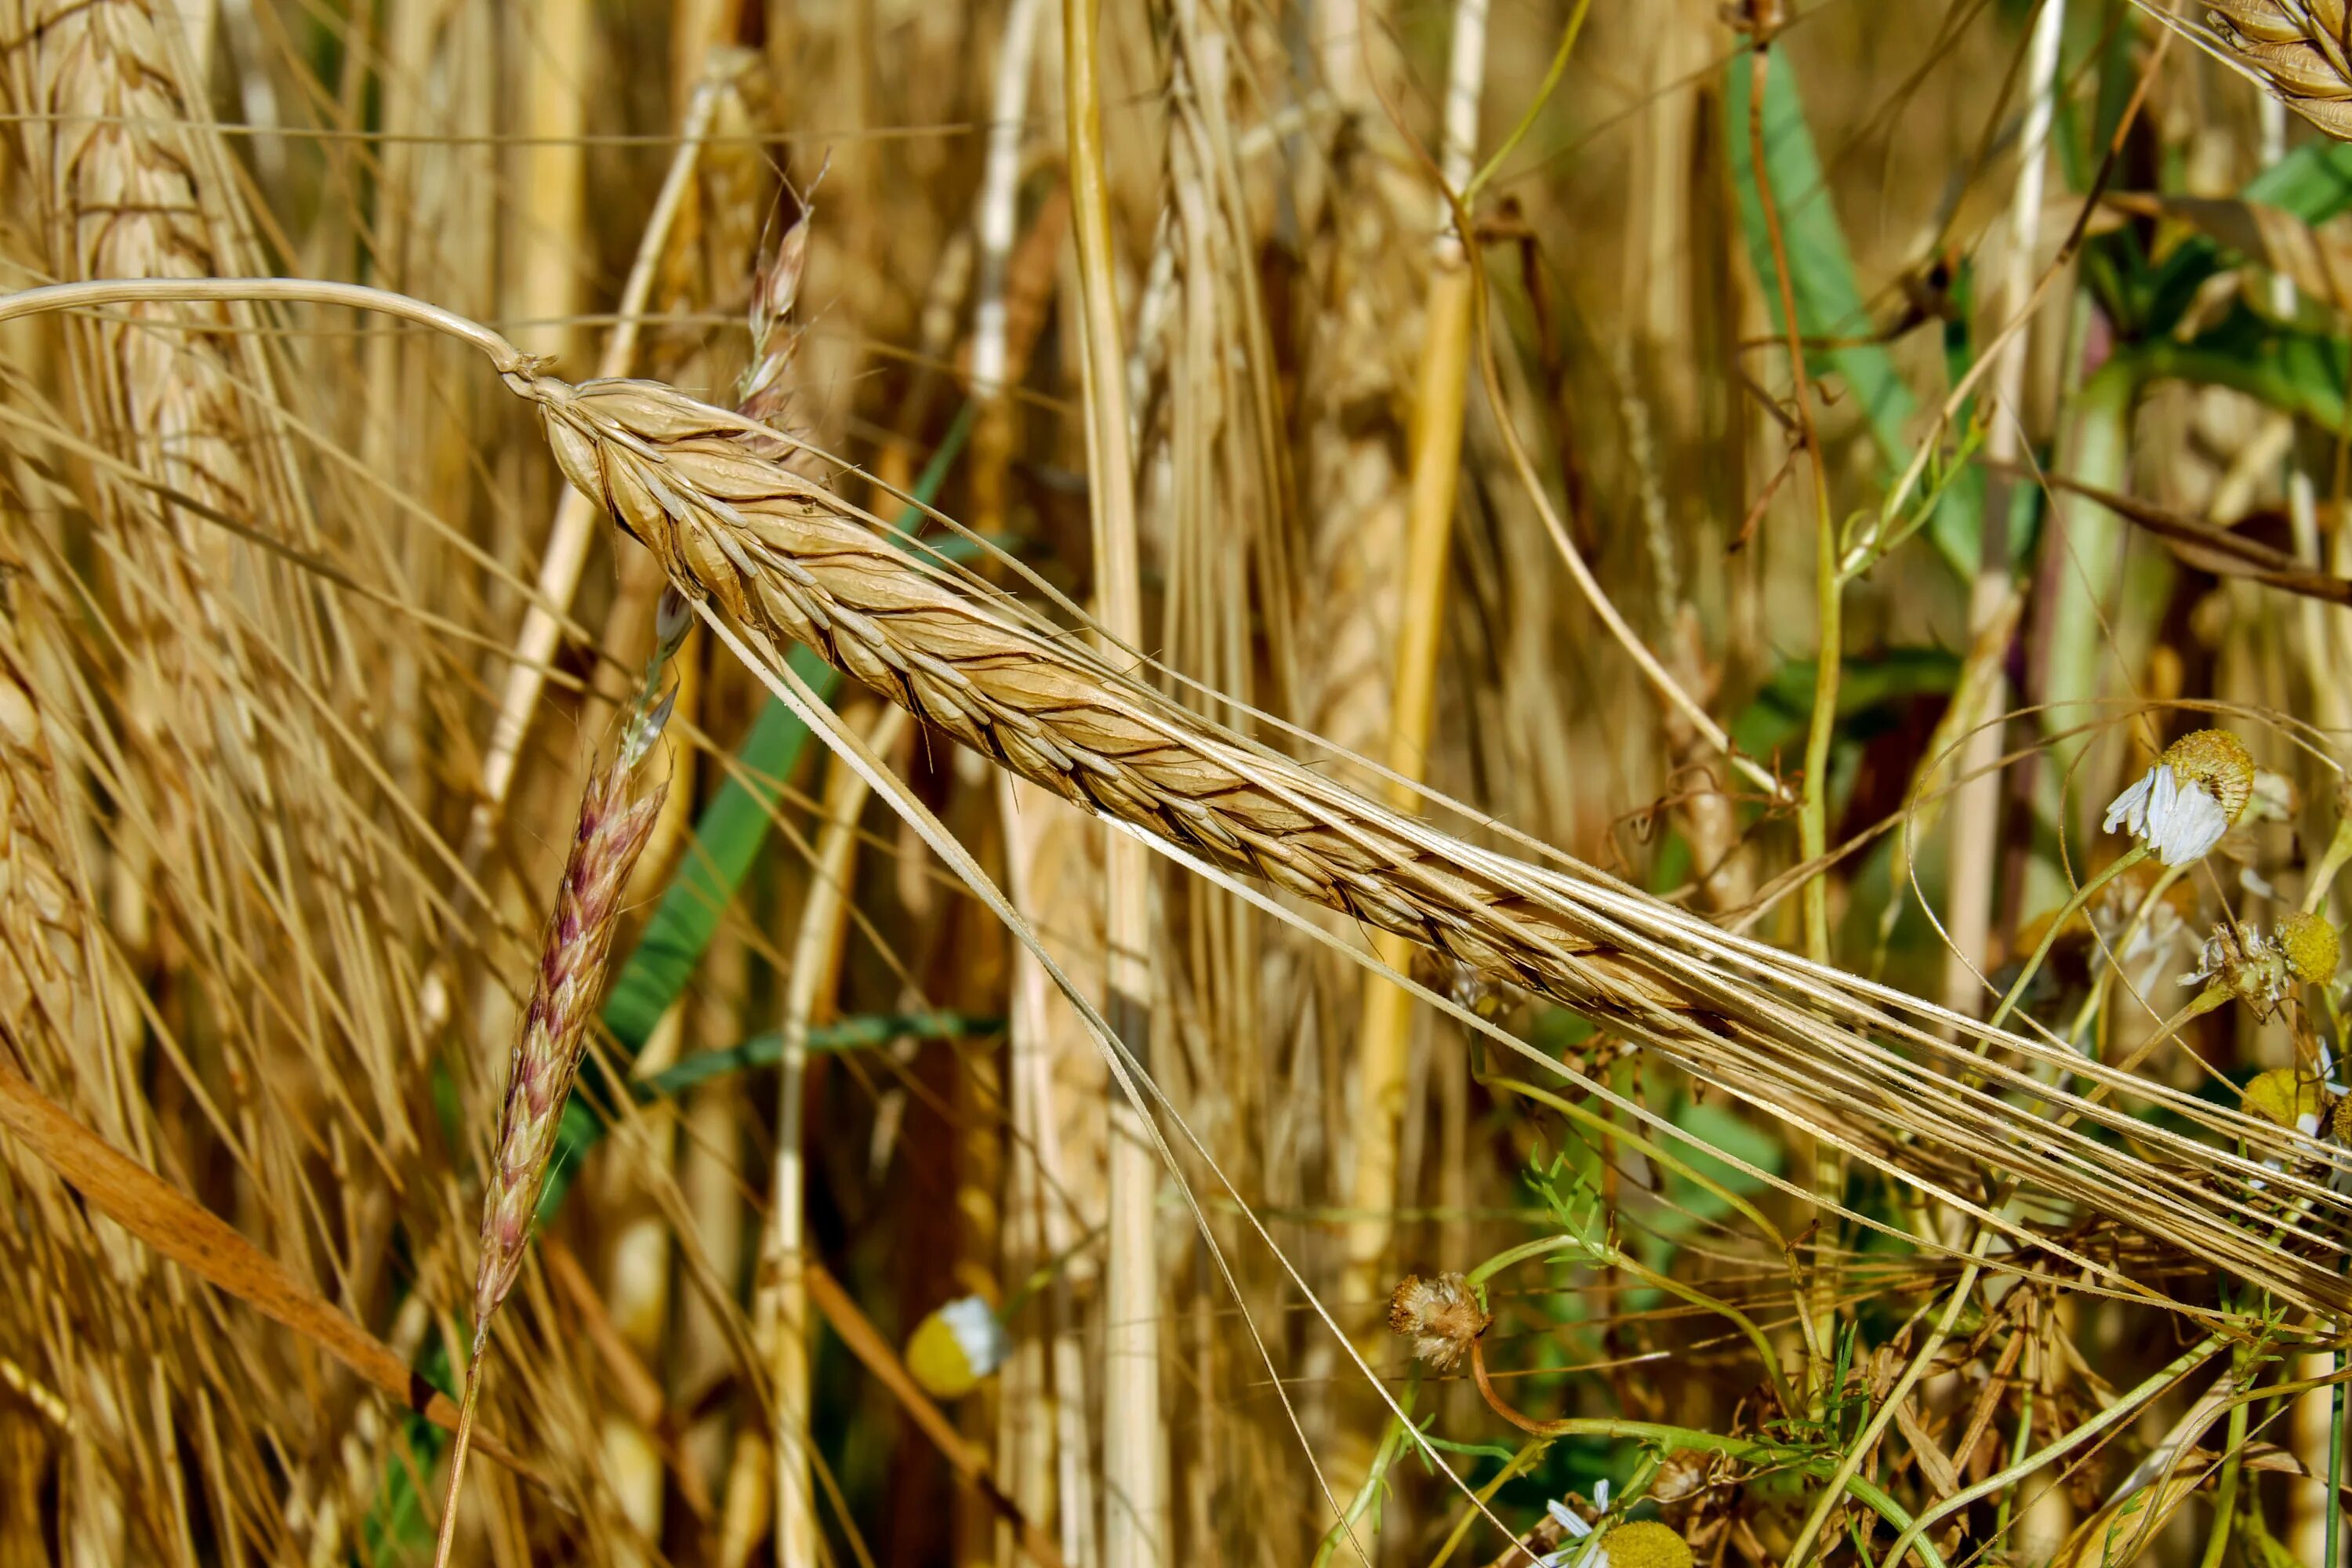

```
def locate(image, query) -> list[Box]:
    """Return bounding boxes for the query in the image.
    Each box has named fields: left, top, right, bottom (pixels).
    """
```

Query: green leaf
left=1664, top=1099, right=1780, bottom=1213
left=1728, top=648, right=1962, bottom=760
left=1724, top=53, right=1954, bottom=571
left=2129, top=302, right=2348, bottom=431
left=597, top=647, right=841, bottom=1052
left=2244, top=140, right=2352, bottom=223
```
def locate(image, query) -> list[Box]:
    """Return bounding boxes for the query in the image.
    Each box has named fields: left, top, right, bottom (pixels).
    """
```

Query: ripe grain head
left=517, top=365, right=2352, bottom=1319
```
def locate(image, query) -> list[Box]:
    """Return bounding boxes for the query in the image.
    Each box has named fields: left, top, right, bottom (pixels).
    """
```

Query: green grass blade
left=1725, top=53, right=1945, bottom=566
left=2245, top=140, right=2352, bottom=220
left=2131, top=302, right=2347, bottom=431
left=597, top=648, right=840, bottom=1051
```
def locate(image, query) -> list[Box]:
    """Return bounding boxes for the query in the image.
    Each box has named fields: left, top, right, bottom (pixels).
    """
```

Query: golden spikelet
left=2205, top=2, right=2352, bottom=138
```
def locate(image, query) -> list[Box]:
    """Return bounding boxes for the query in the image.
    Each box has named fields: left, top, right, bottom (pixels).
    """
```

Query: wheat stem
left=463, top=55, right=741, bottom=871
left=428, top=1360, right=484, bottom=1568
left=1059, top=2, right=1163, bottom=1559
left=1943, top=0, right=2067, bottom=1022
left=766, top=703, right=907, bottom=1565
left=1339, top=0, right=1486, bottom=1350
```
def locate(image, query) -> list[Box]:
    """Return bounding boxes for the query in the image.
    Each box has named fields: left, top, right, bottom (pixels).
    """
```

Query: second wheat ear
left=434, top=600, right=686, bottom=1567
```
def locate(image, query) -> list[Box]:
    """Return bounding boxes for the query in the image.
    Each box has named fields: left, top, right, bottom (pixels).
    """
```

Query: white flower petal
left=1548, top=1500, right=1592, bottom=1538
left=2147, top=765, right=2180, bottom=833
left=2300, top=1112, right=2323, bottom=1137
left=1593, top=1480, right=1610, bottom=1512
left=2151, top=784, right=2229, bottom=866
left=938, top=1295, right=1011, bottom=1378
left=2104, top=769, right=2157, bottom=836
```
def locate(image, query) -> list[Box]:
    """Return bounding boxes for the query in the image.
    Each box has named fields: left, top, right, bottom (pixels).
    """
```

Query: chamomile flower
left=1590, top=1523, right=1693, bottom=1568
left=906, top=1295, right=1011, bottom=1400
left=1537, top=1497, right=1596, bottom=1568
left=1535, top=1513, right=1692, bottom=1568
left=2103, top=729, right=2256, bottom=867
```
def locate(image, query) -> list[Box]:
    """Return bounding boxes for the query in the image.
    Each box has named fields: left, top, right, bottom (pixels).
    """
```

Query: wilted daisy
left=905, top=1294, right=1012, bottom=1400
left=1386, top=1271, right=1490, bottom=1371
left=2103, top=729, right=2256, bottom=867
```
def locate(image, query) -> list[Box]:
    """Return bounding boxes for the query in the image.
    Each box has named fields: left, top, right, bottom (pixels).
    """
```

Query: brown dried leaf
left=0, top=1060, right=547, bottom=1489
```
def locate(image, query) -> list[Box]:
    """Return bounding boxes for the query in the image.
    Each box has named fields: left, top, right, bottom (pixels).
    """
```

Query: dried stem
left=1058, top=1, right=1164, bottom=1560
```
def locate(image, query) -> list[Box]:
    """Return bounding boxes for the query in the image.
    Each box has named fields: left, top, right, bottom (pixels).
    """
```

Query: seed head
left=1387, top=1272, right=1489, bottom=1370
left=2279, top=913, right=2341, bottom=986
left=470, top=736, right=670, bottom=1342
left=2208, top=2, right=2352, bottom=142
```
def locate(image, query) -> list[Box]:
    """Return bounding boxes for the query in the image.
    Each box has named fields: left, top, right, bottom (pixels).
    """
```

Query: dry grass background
left=12, top=0, right=2352, bottom=1564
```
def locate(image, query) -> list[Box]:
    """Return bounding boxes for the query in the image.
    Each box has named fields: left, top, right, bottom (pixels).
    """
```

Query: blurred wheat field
left=17, top=0, right=2352, bottom=1563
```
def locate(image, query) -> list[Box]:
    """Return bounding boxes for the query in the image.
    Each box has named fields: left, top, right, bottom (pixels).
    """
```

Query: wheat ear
left=0, top=584, right=87, bottom=1066
left=4, top=278, right=2343, bottom=1313
left=521, top=370, right=2352, bottom=1311
left=2192, top=4, right=2352, bottom=138
left=435, top=615, right=682, bottom=1566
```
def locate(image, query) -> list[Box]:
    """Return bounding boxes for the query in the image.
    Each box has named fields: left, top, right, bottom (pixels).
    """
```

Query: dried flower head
left=2241, top=1067, right=2331, bottom=1138
left=2278, top=912, right=2341, bottom=986
left=1648, top=1449, right=1714, bottom=1506
left=2186, top=914, right=2339, bottom=1019
left=2332, top=1091, right=2352, bottom=1147
left=2104, top=729, right=2256, bottom=866
left=1387, top=1272, right=1489, bottom=1370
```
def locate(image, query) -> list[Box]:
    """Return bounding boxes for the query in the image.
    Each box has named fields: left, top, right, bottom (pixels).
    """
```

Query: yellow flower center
left=1597, top=1521, right=1694, bottom=1568
left=2279, top=912, right=2341, bottom=986
left=2241, top=1067, right=2326, bottom=1131
left=2158, top=729, right=2255, bottom=824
